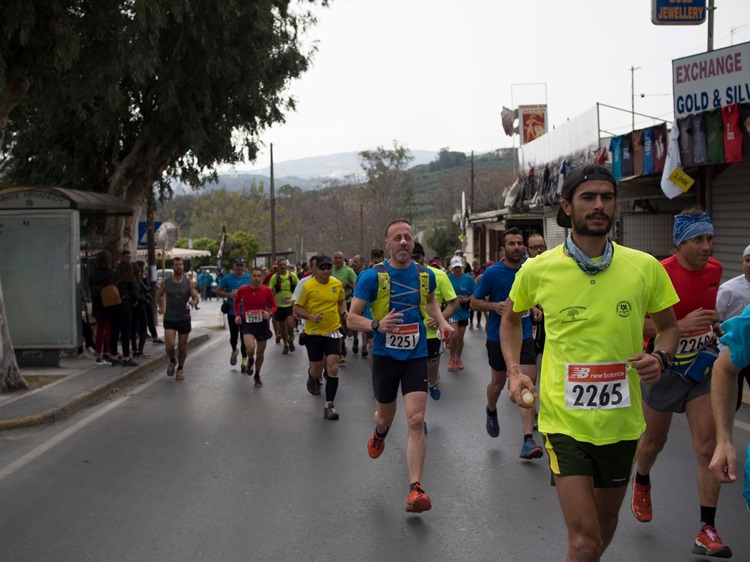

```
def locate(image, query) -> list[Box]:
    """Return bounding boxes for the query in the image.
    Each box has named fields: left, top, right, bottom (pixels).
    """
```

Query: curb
left=0, top=333, right=210, bottom=431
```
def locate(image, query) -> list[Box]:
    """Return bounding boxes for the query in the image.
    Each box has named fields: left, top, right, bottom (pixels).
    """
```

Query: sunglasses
left=318, top=264, right=332, bottom=270
left=528, top=245, right=547, bottom=251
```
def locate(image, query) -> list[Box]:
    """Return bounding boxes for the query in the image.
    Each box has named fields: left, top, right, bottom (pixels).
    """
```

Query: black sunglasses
left=318, top=264, right=332, bottom=270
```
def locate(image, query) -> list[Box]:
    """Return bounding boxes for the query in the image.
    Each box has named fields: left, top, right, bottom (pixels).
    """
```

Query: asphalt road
left=1, top=308, right=748, bottom=561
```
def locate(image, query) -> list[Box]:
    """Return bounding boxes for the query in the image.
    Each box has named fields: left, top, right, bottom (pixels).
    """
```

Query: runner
left=293, top=255, right=347, bottom=420
left=157, top=257, right=200, bottom=381
left=348, top=218, right=455, bottom=513
left=331, top=251, right=357, bottom=362
left=500, top=164, right=679, bottom=561
left=412, top=242, right=457, bottom=400
left=471, top=227, right=544, bottom=460
left=234, top=266, right=277, bottom=387
left=215, top=258, right=250, bottom=370
left=468, top=259, right=485, bottom=330
left=716, top=243, right=750, bottom=411
left=447, top=256, right=476, bottom=371
left=632, top=209, right=733, bottom=558
left=268, top=258, right=299, bottom=356
left=350, top=254, right=366, bottom=356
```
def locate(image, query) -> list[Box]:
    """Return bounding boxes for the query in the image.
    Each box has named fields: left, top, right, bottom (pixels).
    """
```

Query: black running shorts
left=485, top=338, right=535, bottom=372
left=372, top=355, right=428, bottom=404
left=274, top=306, right=294, bottom=322
left=240, top=321, right=273, bottom=342
left=543, top=433, right=637, bottom=488
left=304, top=334, right=341, bottom=362
left=164, top=319, right=191, bottom=335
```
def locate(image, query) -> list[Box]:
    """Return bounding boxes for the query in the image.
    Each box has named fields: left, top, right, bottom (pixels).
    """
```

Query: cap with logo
left=556, top=164, right=618, bottom=228
left=449, top=256, right=464, bottom=269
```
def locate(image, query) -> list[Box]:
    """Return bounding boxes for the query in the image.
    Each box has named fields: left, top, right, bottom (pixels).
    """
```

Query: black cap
left=556, top=164, right=617, bottom=228
left=234, top=258, right=246, bottom=265
left=412, top=242, right=425, bottom=257
left=317, top=255, right=333, bottom=267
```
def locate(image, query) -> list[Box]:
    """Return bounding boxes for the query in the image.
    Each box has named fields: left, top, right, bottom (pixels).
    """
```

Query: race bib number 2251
left=385, top=323, right=420, bottom=350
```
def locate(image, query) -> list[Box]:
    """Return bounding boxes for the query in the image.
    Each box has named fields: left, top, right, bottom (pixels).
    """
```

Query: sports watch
left=652, top=349, right=672, bottom=371
left=371, top=319, right=380, bottom=333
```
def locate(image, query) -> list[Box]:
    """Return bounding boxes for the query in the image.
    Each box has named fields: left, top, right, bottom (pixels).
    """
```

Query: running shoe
left=323, top=403, right=339, bottom=420
left=368, top=427, right=388, bottom=459
left=486, top=408, right=500, bottom=438
left=289, top=342, right=295, bottom=352
left=352, top=341, right=359, bottom=355
left=175, top=368, right=184, bottom=381
left=230, top=349, right=238, bottom=366
left=456, top=359, right=464, bottom=370
left=692, top=525, right=732, bottom=558
left=246, top=358, right=254, bottom=377
left=241, top=357, right=248, bottom=373
left=361, top=348, right=368, bottom=358
left=166, top=362, right=176, bottom=377
left=405, top=483, right=432, bottom=513
left=428, top=382, right=441, bottom=400
left=121, top=358, right=138, bottom=367
left=338, top=356, right=346, bottom=364
left=282, top=345, right=289, bottom=355
left=306, top=375, right=318, bottom=395
left=468, top=324, right=473, bottom=331
left=254, top=374, right=263, bottom=387
left=630, top=475, right=652, bottom=523
left=520, top=438, right=543, bottom=460
left=446, top=358, right=455, bottom=371
left=275, top=334, right=282, bottom=344
left=96, top=357, right=112, bottom=365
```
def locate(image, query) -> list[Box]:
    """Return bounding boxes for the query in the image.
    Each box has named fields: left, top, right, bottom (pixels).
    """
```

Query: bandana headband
left=673, top=212, right=714, bottom=247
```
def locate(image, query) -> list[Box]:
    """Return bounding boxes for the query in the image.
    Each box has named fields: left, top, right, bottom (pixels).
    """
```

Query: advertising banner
left=518, top=104, right=548, bottom=145
left=672, top=42, right=750, bottom=118
left=652, top=0, right=706, bottom=25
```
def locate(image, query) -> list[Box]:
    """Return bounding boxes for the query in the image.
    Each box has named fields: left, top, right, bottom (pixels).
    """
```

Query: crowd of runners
left=154, top=164, right=750, bottom=560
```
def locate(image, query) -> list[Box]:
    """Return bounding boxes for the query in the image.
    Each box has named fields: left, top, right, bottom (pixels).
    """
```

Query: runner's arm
left=500, top=297, right=536, bottom=408
left=630, top=307, right=678, bottom=384
left=346, top=296, right=371, bottom=332
left=709, top=347, right=740, bottom=484
left=189, top=283, right=200, bottom=307
left=470, top=295, right=504, bottom=314
left=425, top=293, right=454, bottom=336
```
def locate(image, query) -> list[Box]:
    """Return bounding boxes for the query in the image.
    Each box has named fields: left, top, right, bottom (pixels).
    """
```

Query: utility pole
left=707, top=0, right=714, bottom=51
left=270, top=143, right=276, bottom=264
left=630, top=66, right=641, bottom=131
left=470, top=151, right=475, bottom=213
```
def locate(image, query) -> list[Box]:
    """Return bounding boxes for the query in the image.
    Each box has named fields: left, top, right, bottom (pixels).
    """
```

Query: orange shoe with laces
left=631, top=475, right=652, bottom=522
left=406, top=483, right=432, bottom=513
left=367, top=427, right=388, bottom=459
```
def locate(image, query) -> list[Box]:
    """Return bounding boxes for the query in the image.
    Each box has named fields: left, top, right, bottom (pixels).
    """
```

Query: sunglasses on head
left=318, top=264, right=332, bottom=270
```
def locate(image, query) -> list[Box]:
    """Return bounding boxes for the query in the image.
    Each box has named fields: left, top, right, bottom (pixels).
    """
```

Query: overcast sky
left=243, top=0, right=750, bottom=170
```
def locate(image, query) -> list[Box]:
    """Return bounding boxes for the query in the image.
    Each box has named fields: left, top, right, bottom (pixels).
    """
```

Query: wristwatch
left=652, top=349, right=672, bottom=370
left=371, top=319, right=380, bottom=333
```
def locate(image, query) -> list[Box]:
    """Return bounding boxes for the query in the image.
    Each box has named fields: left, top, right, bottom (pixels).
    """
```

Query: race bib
left=279, top=296, right=292, bottom=307
left=244, top=310, right=263, bottom=323
left=676, top=329, right=714, bottom=358
left=385, top=323, right=420, bottom=350
left=565, top=362, right=630, bottom=410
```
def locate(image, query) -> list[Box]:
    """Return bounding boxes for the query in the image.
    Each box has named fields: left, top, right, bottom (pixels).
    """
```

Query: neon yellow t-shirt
left=297, top=276, right=345, bottom=336
left=269, top=272, right=299, bottom=308
left=509, top=242, right=679, bottom=445
left=425, top=265, right=457, bottom=339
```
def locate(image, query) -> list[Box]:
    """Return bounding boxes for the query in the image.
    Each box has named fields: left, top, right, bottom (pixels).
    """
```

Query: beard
left=572, top=211, right=613, bottom=236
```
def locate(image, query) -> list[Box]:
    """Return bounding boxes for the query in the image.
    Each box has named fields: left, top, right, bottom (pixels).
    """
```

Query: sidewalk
left=0, top=300, right=226, bottom=431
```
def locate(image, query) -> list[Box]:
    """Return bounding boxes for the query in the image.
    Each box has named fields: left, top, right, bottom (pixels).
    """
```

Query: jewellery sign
left=652, top=0, right=706, bottom=25
left=672, top=41, right=750, bottom=119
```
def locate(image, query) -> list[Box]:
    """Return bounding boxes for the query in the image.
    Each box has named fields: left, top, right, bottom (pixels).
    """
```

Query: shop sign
left=652, top=0, right=706, bottom=25
left=672, top=42, right=750, bottom=118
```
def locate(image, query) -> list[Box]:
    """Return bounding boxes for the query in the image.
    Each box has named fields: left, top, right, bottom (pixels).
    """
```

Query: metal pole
left=707, top=0, right=714, bottom=52
left=470, top=151, right=475, bottom=213
left=705, top=0, right=715, bottom=214
left=270, top=143, right=276, bottom=264
left=631, top=66, right=635, bottom=131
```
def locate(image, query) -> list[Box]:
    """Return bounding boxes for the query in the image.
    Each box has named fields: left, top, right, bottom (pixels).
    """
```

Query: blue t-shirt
left=448, top=272, right=476, bottom=322
left=354, top=261, right=436, bottom=360
left=473, top=261, right=532, bottom=342
left=642, top=127, right=654, bottom=175
left=356, top=269, right=372, bottom=320
left=719, top=303, right=750, bottom=370
left=218, top=272, right=250, bottom=314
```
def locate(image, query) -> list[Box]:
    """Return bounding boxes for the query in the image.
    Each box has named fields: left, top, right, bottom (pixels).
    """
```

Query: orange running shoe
left=446, top=358, right=455, bottom=371
left=692, top=525, right=732, bottom=558
left=631, top=475, right=652, bottom=522
left=367, top=427, right=388, bottom=459
left=456, top=359, right=464, bottom=370
left=406, top=483, right=432, bottom=513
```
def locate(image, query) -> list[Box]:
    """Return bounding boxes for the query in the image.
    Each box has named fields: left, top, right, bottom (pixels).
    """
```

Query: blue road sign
left=138, top=221, right=162, bottom=246
left=652, top=0, right=706, bottom=25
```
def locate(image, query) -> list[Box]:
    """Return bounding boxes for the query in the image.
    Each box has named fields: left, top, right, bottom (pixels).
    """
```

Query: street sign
left=138, top=221, right=161, bottom=246
left=652, top=0, right=706, bottom=26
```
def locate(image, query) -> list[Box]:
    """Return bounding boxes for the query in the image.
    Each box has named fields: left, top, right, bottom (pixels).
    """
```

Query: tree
left=2, top=1, right=325, bottom=257
left=358, top=141, right=415, bottom=240
left=426, top=221, right=462, bottom=262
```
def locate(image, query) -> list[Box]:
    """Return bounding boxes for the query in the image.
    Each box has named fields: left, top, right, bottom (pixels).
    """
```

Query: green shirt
left=332, top=265, right=357, bottom=303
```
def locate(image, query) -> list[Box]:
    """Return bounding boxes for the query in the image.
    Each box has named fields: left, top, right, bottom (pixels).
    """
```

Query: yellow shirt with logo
left=425, top=265, right=457, bottom=339
left=509, top=243, right=679, bottom=445
left=297, top=276, right=345, bottom=336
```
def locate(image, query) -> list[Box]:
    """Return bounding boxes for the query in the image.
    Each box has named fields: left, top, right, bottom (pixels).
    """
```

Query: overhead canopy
left=0, top=186, right=134, bottom=216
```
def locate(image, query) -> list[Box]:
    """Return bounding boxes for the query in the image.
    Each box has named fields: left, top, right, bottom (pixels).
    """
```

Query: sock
left=325, top=377, right=339, bottom=402
left=524, top=434, right=533, bottom=442
left=486, top=406, right=497, bottom=416
left=375, top=426, right=390, bottom=439
left=409, top=481, right=420, bottom=492
left=700, top=506, right=716, bottom=528
left=635, top=472, right=650, bottom=486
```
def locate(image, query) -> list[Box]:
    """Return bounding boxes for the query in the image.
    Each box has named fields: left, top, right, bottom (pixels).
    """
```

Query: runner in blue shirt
left=215, top=258, right=251, bottom=370
left=447, top=256, right=476, bottom=371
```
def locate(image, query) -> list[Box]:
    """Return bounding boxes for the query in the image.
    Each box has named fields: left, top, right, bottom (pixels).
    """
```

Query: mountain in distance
left=203, top=150, right=440, bottom=193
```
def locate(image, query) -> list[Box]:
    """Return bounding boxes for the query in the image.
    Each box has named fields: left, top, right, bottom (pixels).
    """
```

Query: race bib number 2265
left=564, top=362, right=630, bottom=410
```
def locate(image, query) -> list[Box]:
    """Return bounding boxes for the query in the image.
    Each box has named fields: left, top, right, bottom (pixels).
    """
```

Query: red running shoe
left=406, top=483, right=432, bottom=513
left=692, top=525, right=732, bottom=558
left=367, top=428, right=387, bottom=459
left=631, top=475, right=652, bottom=522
